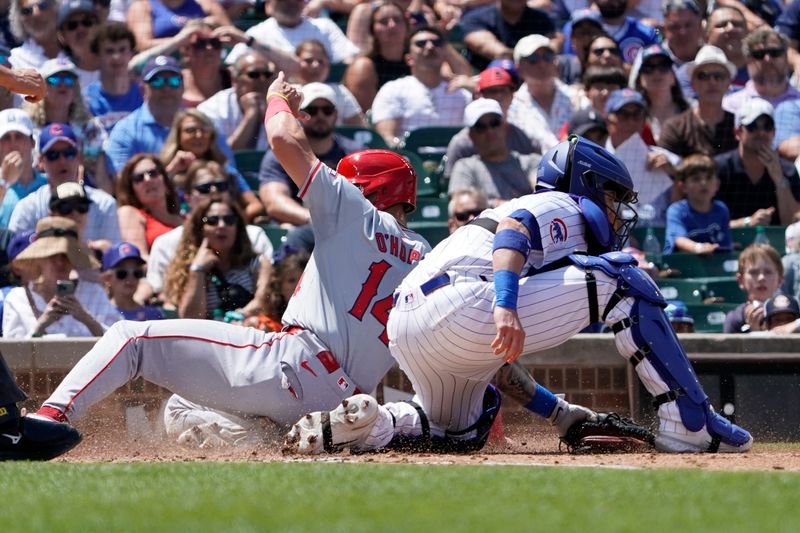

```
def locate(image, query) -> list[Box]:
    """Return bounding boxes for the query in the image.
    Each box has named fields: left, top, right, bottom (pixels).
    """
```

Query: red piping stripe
left=299, top=160, right=322, bottom=199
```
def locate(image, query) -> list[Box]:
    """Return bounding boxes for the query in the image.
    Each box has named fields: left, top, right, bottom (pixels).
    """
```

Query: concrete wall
left=5, top=334, right=799, bottom=440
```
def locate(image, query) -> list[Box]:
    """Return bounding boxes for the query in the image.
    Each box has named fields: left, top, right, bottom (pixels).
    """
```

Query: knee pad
left=616, top=299, right=709, bottom=432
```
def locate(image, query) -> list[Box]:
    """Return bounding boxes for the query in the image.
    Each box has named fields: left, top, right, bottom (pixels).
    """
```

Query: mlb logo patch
left=404, top=293, right=414, bottom=304
left=337, top=376, right=349, bottom=391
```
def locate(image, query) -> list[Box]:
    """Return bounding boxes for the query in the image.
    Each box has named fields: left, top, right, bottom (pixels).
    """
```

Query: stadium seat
left=685, top=303, right=738, bottom=333
left=657, top=277, right=743, bottom=304
left=334, top=126, right=389, bottom=149
left=629, top=226, right=665, bottom=249
left=408, top=197, right=449, bottom=224
left=260, top=225, right=288, bottom=250
left=731, top=226, right=787, bottom=252
left=233, top=149, right=265, bottom=191
left=399, top=150, right=439, bottom=198
left=408, top=221, right=449, bottom=247
left=660, top=252, right=740, bottom=278
left=399, top=126, right=462, bottom=162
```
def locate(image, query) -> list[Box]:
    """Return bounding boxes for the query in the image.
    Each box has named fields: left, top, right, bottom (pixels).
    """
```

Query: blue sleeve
left=774, top=100, right=800, bottom=146
left=777, top=0, right=800, bottom=41
left=561, top=21, right=574, bottom=55
left=258, top=151, right=291, bottom=187
left=216, top=132, right=235, bottom=162
left=104, top=122, right=135, bottom=175
left=460, top=5, right=492, bottom=35
left=227, top=165, right=251, bottom=192
left=664, top=201, right=688, bottom=255
left=717, top=201, right=733, bottom=251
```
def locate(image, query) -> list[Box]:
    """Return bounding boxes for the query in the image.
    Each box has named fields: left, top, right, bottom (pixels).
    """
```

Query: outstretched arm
left=0, top=66, right=46, bottom=102
left=264, top=72, right=317, bottom=190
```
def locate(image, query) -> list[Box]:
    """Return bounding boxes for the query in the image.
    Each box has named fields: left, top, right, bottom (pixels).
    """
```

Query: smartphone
left=56, top=279, right=76, bottom=296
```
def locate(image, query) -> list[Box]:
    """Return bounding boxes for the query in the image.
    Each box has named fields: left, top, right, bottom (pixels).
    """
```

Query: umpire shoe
left=283, top=394, right=379, bottom=454
left=0, top=413, right=82, bottom=461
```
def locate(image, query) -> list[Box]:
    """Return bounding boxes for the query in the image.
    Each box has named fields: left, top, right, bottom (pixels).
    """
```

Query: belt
left=393, top=273, right=451, bottom=306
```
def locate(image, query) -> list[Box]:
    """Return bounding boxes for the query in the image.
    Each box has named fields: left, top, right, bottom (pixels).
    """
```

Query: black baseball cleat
left=0, top=414, right=82, bottom=461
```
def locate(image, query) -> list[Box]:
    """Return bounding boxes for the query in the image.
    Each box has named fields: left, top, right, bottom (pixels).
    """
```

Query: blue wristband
left=494, top=269, right=519, bottom=310
left=493, top=229, right=530, bottom=256
left=525, top=384, right=558, bottom=418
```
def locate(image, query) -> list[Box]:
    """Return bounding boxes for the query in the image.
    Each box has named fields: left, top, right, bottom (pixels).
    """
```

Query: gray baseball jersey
left=283, top=161, right=431, bottom=391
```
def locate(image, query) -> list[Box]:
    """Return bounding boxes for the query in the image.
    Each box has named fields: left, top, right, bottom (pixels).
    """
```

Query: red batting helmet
left=337, top=149, right=417, bottom=213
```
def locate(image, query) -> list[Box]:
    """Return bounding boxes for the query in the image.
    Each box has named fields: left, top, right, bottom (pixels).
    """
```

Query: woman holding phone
left=2, top=217, right=122, bottom=338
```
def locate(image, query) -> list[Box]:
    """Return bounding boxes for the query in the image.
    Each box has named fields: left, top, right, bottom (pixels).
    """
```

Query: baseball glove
left=559, top=413, right=655, bottom=454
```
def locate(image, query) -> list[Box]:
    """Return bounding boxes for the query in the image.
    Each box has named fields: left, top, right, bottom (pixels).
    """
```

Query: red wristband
left=265, top=95, right=293, bottom=124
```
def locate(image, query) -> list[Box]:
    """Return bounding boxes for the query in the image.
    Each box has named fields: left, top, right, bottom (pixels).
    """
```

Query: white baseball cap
left=735, top=97, right=774, bottom=128
left=685, top=45, right=737, bottom=80
left=300, top=82, right=337, bottom=110
left=40, top=57, right=78, bottom=80
left=513, top=34, right=553, bottom=64
left=0, top=108, right=34, bottom=139
left=464, top=98, right=503, bottom=127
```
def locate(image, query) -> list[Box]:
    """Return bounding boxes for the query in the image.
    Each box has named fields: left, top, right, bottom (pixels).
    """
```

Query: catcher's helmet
left=536, top=135, right=638, bottom=250
left=337, top=149, right=417, bottom=213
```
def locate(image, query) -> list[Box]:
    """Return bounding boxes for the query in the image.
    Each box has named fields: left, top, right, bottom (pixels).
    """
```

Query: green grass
left=2, top=462, right=800, bottom=532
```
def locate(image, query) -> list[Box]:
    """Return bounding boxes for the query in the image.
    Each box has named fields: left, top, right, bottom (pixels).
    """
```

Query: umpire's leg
left=0, top=350, right=82, bottom=461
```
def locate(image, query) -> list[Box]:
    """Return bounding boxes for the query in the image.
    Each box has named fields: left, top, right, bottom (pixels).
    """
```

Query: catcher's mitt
left=559, top=413, right=655, bottom=454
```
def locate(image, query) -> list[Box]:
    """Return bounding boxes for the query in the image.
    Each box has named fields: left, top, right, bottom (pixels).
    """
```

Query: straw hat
left=12, top=216, right=99, bottom=272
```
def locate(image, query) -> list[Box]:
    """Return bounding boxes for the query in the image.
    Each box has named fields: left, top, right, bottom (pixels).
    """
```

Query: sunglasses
left=202, top=214, right=238, bottom=226
left=20, top=1, right=49, bottom=16
left=744, top=120, right=775, bottom=133
left=376, top=15, right=404, bottom=25
left=453, top=208, right=483, bottom=222
left=131, top=168, right=162, bottom=183
left=613, top=108, right=646, bottom=120
left=54, top=201, right=90, bottom=216
left=44, top=147, right=78, bottom=161
left=591, top=46, right=622, bottom=57
left=695, top=70, right=728, bottom=82
left=471, top=116, right=502, bottom=133
left=63, top=16, right=97, bottom=31
left=191, top=37, right=222, bottom=50
left=194, top=180, right=230, bottom=194
left=640, top=61, right=672, bottom=74
left=114, top=268, right=145, bottom=280
left=148, top=75, right=182, bottom=88
left=46, top=74, right=76, bottom=87
left=244, top=69, right=274, bottom=80
left=412, top=37, right=443, bottom=48
left=751, top=48, right=785, bottom=60
left=94, top=0, right=111, bottom=6
left=523, top=50, right=555, bottom=64
left=305, top=104, right=335, bottom=116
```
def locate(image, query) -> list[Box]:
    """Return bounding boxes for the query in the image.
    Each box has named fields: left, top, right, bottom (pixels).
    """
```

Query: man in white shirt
left=198, top=50, right=275, bottom=151
left=507, top=34, right=579, bottom=151
left=225, top=0, right=359, bottom=66
left=371, top=26, right=472, bottom=148
left=8, top=123, right=120, bottom=243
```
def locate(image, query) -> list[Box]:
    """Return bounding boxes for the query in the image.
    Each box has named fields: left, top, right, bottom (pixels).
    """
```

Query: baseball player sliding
left=286, top=136, right=753, bottom=455
left=30, top=74, right=591, bottom=450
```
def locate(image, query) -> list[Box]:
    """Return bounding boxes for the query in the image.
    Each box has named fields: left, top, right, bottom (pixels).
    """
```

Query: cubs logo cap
left=142, top=55, right=182, bottom=82
left=605, top=88, right=646, bottom=115
left=102, top=241, right=145, bottom=271
left=39, top=122, right=78, bottom=153
left=764, top=294, right=800, bottom=321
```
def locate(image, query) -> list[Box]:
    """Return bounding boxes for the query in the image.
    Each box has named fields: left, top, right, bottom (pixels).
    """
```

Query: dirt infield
left=57, top=421, right=800, bottom=472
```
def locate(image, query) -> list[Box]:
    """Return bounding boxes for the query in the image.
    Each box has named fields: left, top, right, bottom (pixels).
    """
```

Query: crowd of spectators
left=3, top=0, right=800, bottom=337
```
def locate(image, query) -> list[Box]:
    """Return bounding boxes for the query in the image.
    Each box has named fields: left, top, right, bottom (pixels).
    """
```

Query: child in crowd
left=664, top=300, right=695, bottom=333
left=781, top=220, right=800, bottom=301
left=763, top=294, right=800, bottom=332
left=724, top=243, right=784, bottom=333
left=245, top=250, right=309, bottom=332
left=664, top=154, right=732, bottom=255
left=101, top=243, right=164, bottom=321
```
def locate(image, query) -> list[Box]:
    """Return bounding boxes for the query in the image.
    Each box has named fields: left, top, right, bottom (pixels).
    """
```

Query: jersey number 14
left=349, top=260, right=393, bottom=346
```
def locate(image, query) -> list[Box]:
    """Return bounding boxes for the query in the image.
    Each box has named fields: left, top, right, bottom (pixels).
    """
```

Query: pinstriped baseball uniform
left=42, top=162, right=430, bottom=428
left=386, top=191, right=625, bottom=436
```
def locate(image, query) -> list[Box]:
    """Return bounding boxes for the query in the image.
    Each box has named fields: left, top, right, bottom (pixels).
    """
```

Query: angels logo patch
left=550, top=218, right=567, bottom=243
left=337, top=376, right=349, bottom=391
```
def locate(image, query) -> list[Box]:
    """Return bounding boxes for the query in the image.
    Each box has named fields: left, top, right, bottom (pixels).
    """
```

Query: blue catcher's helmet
left=536, top=135, right=638, bottom=250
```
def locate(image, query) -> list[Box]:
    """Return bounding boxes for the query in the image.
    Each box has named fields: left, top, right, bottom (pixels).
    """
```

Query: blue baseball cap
left=39, top=123, right=78, bottom=153
left=142, top=55, right=182, bottom=82
left=605, top=88, right=646, bottom=114
left=58, top=0, right=97, bottom=26
left=665, top=300, right=694, bottom=324
left=571, top=9, right=603, bottom=27
left=7, top=230, right=36, bottom=261
left=102, top=242, right=145, bottom=271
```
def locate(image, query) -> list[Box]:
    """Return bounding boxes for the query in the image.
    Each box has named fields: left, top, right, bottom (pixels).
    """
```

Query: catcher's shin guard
left=607, top=275, right=751, bottom=451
